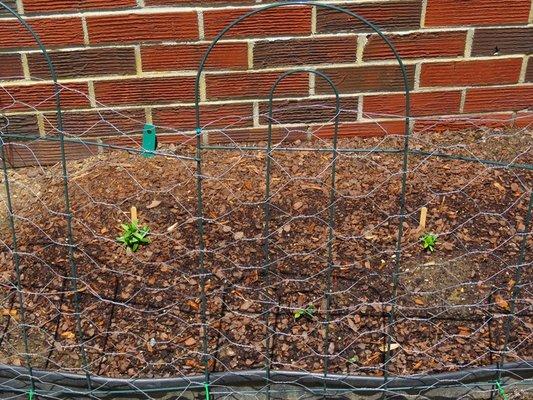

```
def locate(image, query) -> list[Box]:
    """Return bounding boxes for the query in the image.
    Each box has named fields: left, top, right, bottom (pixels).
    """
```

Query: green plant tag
left=495, top=381, right=508, bottom=400
left=142, top=124, right=157, bottom=158
left=204, top=382, right=210, bottom=400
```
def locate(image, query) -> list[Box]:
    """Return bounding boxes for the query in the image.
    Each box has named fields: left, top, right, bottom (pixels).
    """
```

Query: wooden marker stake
left=131, top=206, right=138, bottom=223
left=418, top=207, right=428, bottom=231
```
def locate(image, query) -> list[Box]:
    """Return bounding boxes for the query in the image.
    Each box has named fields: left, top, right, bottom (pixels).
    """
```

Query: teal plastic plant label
left=142, top=124, right=157, bottom=158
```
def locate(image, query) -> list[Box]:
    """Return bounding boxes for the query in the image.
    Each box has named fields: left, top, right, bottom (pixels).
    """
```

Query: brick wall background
left=0, top=0, right=532, bottom=164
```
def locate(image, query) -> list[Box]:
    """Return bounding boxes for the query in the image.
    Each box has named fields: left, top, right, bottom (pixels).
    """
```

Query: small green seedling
left=294, top=304, right=316, bottom=320
left=117, top=221, right=150, bottom=252
left=348, top=355, right=359, bottom=364
left=420, top=233, right=438, bottom=253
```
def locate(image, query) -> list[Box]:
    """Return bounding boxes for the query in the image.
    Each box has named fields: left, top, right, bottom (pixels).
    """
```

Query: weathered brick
left=463, top=86, right=533, bottom=113
left=0, top=17, right=84, bottom=50
left=87, top=12, right=198, bottom=45
left=203, top=7, right=311, bottom=39
left=316, top=65, right=415, bottom=95
left=0, top=1, right=17, bottom=18
left=153, top=104, right=254, bottom=130
left=527, top=59, right=533, bottom=83
left=425, top=0, right=531, bottom=27
left=313, top=121, right=406, bottom=138
left=5, top=140, right=97, bottom=167
left=0, top=114, right=39, bottom=135
left=316, top=1, right=422, bottom=34
left=43, top=109, right=146, bottom=137
left=94, top=77, right=196, bottom=106
left=413, top=113, right=515, bottom=133
left=206, top=72, right=308, bottom=101
left=364, top=31, right=467, bottom=61
left=514, top=111, right=533, bottom=128
left=142, top=43, right=248, bottom=72
left=208, top=125, right=308, bottom=144
left=363, top=91, right=462, bottom=117
left=253, top=37, right=357, bottom=69
left=145, top=0, right=256, bottom=4
left=28, top=48, right=136, bottom=79
left=104, top=133, right=195, bottom=149
left=22, top=0, right=136, bottom=14
left=472, top=28, right=533, bottom=56
left=0, top=83, right=89, bottom=111
left=0, top=54, right=23, bottom=79
left=420, top=58, right=523, bottom=87
left=258, top=98, right=358, bottom=125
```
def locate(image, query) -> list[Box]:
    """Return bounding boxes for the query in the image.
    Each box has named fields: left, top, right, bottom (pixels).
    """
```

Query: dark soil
left=0, top=129, right=532, bottom=379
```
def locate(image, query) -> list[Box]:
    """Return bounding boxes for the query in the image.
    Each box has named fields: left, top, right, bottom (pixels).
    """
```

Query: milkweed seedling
left=294, top=304, right=316, bottom=320
left=420, top=233, right=438, bottom=253
left=117, top=220, right=150, bottom=252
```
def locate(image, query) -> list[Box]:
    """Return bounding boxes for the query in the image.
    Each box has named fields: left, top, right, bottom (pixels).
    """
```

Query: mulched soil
left=0, top=129, right=532, bottom=379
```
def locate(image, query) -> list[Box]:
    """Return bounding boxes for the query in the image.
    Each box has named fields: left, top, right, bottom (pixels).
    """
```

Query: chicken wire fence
left=1, top=1, right=532, bottom=399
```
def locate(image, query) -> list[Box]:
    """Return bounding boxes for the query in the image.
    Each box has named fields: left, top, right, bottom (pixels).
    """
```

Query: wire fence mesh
left=1, top=1, right=532, bottom=399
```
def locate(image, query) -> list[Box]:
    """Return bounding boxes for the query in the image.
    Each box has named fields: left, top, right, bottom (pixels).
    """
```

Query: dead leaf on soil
left=379, top=343, right=400, bottom=352
left=61, top=331, right=76, bottom=340
left=147, top=200, right=162, bottom=209
left=494, top=295, right=510, bottom=310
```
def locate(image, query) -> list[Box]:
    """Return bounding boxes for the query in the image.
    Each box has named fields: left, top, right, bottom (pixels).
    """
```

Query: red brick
left=0, top=83, right=89, bottom=112
left=313, top=121, right=406, bottom=139
left=0, top=17, right=84, bottom=50
left=527, top=59, right=533, bottom=83
left=0, top=1, right=17, bottom=18
left=23, top=0, right=135, bottom=13
left=0, top=54, right=23, bottom=79
left=28, top=48, right=136, bottom=79
left=203, top=7, right=311, bottom=39
left=258, top=98, right=358, bottom=125
left=364, top=31, right=467, bottom=61
left=104, top=133, right=196, bottom=149
left=94, top=77, right=196, bottom=106
left=363, top=91, right=462, bottom=118
left=463, top=86, right=533, bottom=113
left=514, top=111, right=533, bottom=128
left=316, top=65, right=415, bottom=94
left=206, top=72, right=308, bottom=101
left=153, top=104, right=254, bottom=130
left=5, top=140, right=97, bottom=167
left=253, top=36, right=357, bottom=69
left=208, top=125, right=308, bottom=145
left=87, top=12, right=198, bottom=45
left=472, top=28, right=533, bottom=56
left=146, top=0, right=256, bottom=4
left=420, top=58, right=523, bottom=87
left=316, top=1, right=422, bottom=34
left=425, top=0, right=530, bottom=27
left=142, top=43, right=248, bottom=72
left=413, top=113, right=515, bottom=133
left=0, top=114, right=39, bottom=135
left=43, top=109, right=146, bottom=137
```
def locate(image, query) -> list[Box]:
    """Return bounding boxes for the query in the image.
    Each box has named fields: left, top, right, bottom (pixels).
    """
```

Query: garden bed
left=0, top=129, right=532, bottom=379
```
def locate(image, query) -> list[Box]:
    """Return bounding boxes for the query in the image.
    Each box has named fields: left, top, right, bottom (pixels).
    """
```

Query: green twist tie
left=196, top=128, right=202, bottom=135
left=28, top=389, right=35, bottom=400
left=495, top=381, right=508, bottom=400
left=204, top=382, right=210, bottom=400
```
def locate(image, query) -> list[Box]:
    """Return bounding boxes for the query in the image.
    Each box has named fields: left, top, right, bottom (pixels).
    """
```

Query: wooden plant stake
left=131, top=206, right=138, bottom=223
left=418, top=207, right=428, bottom=231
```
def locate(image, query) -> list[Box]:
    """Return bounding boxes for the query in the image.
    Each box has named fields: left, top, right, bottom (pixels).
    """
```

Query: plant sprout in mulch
left=420, top=233, right=438, bottom=252
left=117, top=220, right=151, bottom=252
left=294, top=304, right=316, bottom=320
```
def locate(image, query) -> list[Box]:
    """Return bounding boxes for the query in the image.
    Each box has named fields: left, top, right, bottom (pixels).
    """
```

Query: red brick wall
left=0, top=0, right=532, bottom=163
